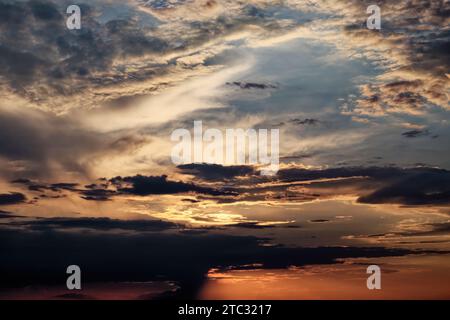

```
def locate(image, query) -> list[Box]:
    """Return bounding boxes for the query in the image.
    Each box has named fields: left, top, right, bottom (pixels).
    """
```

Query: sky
left=0, top=0, right=449, bottom=299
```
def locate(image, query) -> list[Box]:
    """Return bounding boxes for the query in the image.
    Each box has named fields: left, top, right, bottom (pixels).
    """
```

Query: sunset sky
left=0, top=0, right=449, bottom=300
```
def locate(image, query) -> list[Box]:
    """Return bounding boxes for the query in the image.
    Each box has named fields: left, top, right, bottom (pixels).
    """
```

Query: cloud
left=0, top=193, right=26, bottom=205
left=226, top=81, right=278, bottom=90
left=309, top=219, right=330, bottom=223
left=79, top=189, right=116, bottom=201
left=0, top=0, right=300, bottom=114
left=289, top=118, right=320, bottom=126
left=0, top=0, right=448, bottom=299
left=279, top=166, right=450, bottom=206
left=357, top=169, right=450, bottom=205
left=12, top=164, right=450, bottom=207
left=11, top=172, right=238, bottom=202
left=402, top=129, right=430, bottom=138
left=1, top=0, right=447, bottom=118
left=178, top=163, right=256, bottom=181
left=0, top=0, right=179, bottom=113
left=0, top=103, right=155, bottom=179
left=348, top=221, right=450, bottom=245
left=0, top=104, right=104, bottom=178
left=113, top=174, right=236, bottom=196
left=228, top=222, right=277, bottom=229
left=283, top=0, right=449, bottom=117
left=176, top=164, right=450, bottom=206
left=0, top=223, right=422, bottom=297
left=12, top=179, right=80, bottom=193
left=0, top=210, right=24, bottom=219
left=8, top=216, right=180, bottom=232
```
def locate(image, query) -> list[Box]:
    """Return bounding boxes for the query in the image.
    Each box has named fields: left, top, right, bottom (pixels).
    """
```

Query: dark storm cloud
left=177, top=163, right=256, bottom=181
left=29, top=0, right=61, bottom=20
left=289, top=118, right=320, bottom=126
left=402, top=129, right=430, bottom=138
left=179, top=164, right=450, bottom=206
left=112, top=174, right=236, bottom=197
left=226, top=81, right=278, bottom=90
left=0, top=193, right=26, bottom=205
left=358, top=172, right=450, bottom=205
left=105, top=19, right=168, bottom=57
left=281, top=166, right=450, bottom=206
left=79, top=189, right=116, bottom=201
left=13, top=180, right=83, bottom=194
left=52, top=165, right=448, bottom=206
left=49, top=183, right=78, bottom=190
left=0, top=224, right=424, bottom=298
left=11, top=173, right=237, bottom=202
left=8, top=216, right=179, bottom=232
left=0, top=44, right=49, bottom=86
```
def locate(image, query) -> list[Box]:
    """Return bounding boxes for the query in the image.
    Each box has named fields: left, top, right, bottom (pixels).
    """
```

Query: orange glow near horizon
left=200, top=255, right=450, bottom=300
